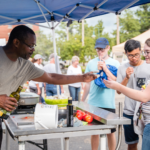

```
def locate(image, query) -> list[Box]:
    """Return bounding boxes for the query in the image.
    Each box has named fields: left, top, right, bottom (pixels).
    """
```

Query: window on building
left=8, top=25, right=12, bottom=29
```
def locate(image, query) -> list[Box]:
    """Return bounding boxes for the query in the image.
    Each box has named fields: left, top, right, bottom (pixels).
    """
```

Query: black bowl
left=58, top=109, right=76, bottom=120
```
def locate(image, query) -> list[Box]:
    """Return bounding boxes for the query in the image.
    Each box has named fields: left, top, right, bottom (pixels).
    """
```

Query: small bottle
left=0, top=86, right=23, bottom=119
left=67, top=97, right=74, bottom=127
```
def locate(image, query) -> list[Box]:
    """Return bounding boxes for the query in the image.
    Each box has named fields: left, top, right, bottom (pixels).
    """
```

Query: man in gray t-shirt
left=0, top=25, right=96, bottom=148
left=117, top=39, right=150, bottom=150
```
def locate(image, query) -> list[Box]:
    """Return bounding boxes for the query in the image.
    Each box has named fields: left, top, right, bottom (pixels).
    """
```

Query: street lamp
left=92, top=27, right=100, bottom=38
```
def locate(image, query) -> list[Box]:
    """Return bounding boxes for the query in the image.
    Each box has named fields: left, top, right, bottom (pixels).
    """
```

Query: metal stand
left=100, top=134, right=107, bottom=150
left=18, top=141, right=25, bottom=150
left=61, top=138, right=64, bottom=150
left=64, top=137, right=69, bottom=150
left=6, top=128, right=10, bottom=150
left=116, top=102, right=123, bottom=150
left=26, top=139, right=48, bottom=150
left=43, top=139, right=48, bottom=150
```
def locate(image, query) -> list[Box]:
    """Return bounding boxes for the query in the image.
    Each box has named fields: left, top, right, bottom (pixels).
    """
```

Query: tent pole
left=0, top=21, right=17, bottom=26
left=52, top=21, right=60, bottom=97
left=21, top=21, right=51, bottom=29
left=79, top=0, right=108, bottom=21
left=22, top=13, right=49, bottom=21
left=82, top=20, right=84, bottom=46
left=118, top=0, right=139, bottom=13
left=0, top=15, right=16, bottom=21
left=79, top=2, right=116, bottom=14
left=53, top=12, right=77, bottom=21
left=36, top=1, right=51, bottom=28
left=116, top=14, right=120, bottom=45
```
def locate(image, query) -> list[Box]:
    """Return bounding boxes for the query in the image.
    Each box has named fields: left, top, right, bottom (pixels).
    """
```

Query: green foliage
left=136, top=4, right=150, bottom=33
left=35, top=31, right=53, bottom=60
left=56, top=19, right=115, bottom=63
left=141, top=55, right=145, bottom=60
left=112, top=4, right=150, bottom=44
left=112, top=10, right=141, bottom=43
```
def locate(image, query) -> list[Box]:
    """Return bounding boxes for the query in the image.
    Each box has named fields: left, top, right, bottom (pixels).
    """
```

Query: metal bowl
left=58, top=109, right=76, bottom=120
left=19, top=92, right=39, bottom=106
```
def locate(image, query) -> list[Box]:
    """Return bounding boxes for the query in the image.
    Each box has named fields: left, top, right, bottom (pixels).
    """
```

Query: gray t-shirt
left=44, top=63, right=61, bottom=74
left=0, top=47, right=44, bottom=96
left=117, top=61, right=150, bottom=115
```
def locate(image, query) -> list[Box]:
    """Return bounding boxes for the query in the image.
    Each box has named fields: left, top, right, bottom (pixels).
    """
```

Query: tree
left=58, top=33, right=97, bottom=63
left=35, top=31, right=53, bottom=60
left=55, top=19, right=117, bottom=63
left=112, top=10, right=141, bottom=43
left=136, top=4, right=150, bottom=33
left=55, top=22, right=67, bottom=40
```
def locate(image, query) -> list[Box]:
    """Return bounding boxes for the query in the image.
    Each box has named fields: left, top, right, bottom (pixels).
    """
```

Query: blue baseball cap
left=95, top=38, right=109, bottom=49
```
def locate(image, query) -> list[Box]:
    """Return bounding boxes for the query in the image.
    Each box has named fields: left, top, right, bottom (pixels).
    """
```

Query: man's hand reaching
left=82, top=72, right=97, bottom=82
left=0, top=95, right=18, bottom=112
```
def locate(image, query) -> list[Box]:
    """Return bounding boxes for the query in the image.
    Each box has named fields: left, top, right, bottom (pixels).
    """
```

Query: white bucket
left=34, top=103, right=58, bottom=129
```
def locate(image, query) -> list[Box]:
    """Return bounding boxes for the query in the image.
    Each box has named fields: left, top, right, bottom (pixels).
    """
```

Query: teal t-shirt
left=85, top=57, right=120, bottom=109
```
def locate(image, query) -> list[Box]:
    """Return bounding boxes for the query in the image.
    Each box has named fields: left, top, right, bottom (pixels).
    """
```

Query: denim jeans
left=68, top=86, right=81, bottom=101
left=46, top=84, right=61, bottom=96
left=142, top=123, right=150, bottom=150
left=29, top=87, right=45, bottom=103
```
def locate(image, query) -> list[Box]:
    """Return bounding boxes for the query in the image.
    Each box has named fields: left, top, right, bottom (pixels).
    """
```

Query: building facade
left=0, top=24, right=39, bottom=42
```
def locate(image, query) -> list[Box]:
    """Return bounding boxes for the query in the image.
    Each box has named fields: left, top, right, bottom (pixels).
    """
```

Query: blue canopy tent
left=0, top=0, right=150, bottom=25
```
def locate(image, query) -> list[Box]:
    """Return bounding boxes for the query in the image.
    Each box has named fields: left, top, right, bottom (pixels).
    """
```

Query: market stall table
left=4, top=102, right=131, bottom=150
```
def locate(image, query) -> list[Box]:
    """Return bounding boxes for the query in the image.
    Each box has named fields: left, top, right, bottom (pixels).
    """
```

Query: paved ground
left=1, top=85, right=142, bottom=150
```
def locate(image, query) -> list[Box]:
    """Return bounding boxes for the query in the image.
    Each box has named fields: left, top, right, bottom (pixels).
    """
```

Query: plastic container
left=34, top=103, right=58, bottom=129
left=44, top=98, right=68, bottom=108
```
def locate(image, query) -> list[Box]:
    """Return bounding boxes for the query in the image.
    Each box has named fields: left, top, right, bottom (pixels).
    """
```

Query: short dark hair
left=8, top=25, right=35, bottom=44
left=145, top=38, right=150, bottom=47
left=124, top=39, right=141, bottom=53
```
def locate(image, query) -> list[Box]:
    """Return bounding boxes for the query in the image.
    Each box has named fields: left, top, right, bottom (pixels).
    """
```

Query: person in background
left=82, top=38, right=120, bottom=150
left=0, top=25, right=96, bottom=149
left=28, top=57, right=33, bottom=62
left=104, top=38, right=150, bottom=150
left=67, top=56, right=83, bottom=101
left=116, top=39, right=150, bottom=150
left=29, top=54, right=45, bottom=103
left=44, top=53, right=64, bottom=96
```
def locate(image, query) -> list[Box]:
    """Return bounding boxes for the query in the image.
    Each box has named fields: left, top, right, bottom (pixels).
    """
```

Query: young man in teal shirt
left=82, top=38, right=120, bottom=150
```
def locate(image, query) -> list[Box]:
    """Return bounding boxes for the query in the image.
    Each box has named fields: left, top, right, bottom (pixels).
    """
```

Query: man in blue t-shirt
left=82, top=38, right=120, bottom=150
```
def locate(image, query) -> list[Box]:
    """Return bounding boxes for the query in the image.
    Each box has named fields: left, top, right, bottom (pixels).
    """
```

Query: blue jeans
left=29, top=87, right=45, bottom=103
left=142, top=123, right=150, bottom=150
left=68, top=86, right=81, bottom=101
left=46, top=84, right=61, bottom=96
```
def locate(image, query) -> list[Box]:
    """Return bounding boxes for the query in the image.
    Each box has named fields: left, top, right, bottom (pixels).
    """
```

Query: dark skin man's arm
left=32, top=72, right=97, bottom=85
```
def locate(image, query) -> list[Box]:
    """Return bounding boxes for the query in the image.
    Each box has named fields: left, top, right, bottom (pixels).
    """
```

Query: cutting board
left=10, top=114, right=35, bottom=129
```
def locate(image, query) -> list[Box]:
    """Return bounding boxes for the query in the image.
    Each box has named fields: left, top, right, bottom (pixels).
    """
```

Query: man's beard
left=21, top=54, right=28, bottom=60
